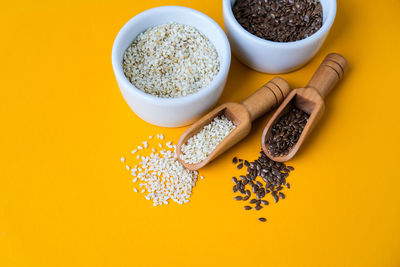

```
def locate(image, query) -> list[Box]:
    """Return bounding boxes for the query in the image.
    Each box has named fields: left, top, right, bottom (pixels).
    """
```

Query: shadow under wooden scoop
left=176, top=77, right=290, bottom=171
left=261, top=53, right=348, bottom=162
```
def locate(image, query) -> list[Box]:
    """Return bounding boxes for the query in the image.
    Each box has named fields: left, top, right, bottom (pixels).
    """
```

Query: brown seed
left=287, top=166, right=294, bottom=171
left=261, top=200, right=269, bottom=205
left=232, top=0, right=322, bottom=42
left=232, top=157, right=238, bottom=164
left=244, top=160, right=250, bottom=167
left=249, top=199, right=258, bottom=204
left=273, top=194, right=279, bottom=203
left=237, top=163, right=243, bottom=169
left=286, top=183, right=291, bottom=189
left=233, top=185, right=238, bottom=193
left=242, top=195, right=250, bottom=201
left=279, top=192, right=285, bottom=199
left=266, top=101, right=310, bottom=157
left=234, top=196, right=243, bottom=201
left=254, top=205, right=263, bottom=210
left=258, top=217, right=267, bottom=222
left=244, top=206, right=252, bottom=210
left=246, top=190, right=251, bottom=197
left=232, top=177, right=238, bottom=184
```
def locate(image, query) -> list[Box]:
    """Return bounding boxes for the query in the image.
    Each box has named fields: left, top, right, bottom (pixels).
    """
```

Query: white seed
left=121, top=157, right=125, bottom=163
left=127, top=137, right=204, bottom=205
left=159, top=134, right=164, bottom=140
left=152, top=148, right=156, bottom=152
left=131, top=149, right=137, bottom=154
left=126, top=165, right=130, bottom=171
left=122, top=23, right=219, bottom=99
left=136, top=155, right=140, bottom=159
left=133, top=188, right=138, bottom=192
left=137, top=146, right=143, bottom=150
left=180, top=115, right=236, bottom=164
left=149, top=135, right=153, bottom=139
left=159, top=143, right=162, bottom=148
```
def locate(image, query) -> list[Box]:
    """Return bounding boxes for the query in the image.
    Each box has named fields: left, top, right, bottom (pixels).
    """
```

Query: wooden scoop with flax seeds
left=176, top=77, right=290, bottom=171
left=261, top=53, right=348, bottom=162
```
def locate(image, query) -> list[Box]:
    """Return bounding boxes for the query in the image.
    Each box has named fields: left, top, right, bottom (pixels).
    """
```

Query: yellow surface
left=1, top=0, right=400, bottom=266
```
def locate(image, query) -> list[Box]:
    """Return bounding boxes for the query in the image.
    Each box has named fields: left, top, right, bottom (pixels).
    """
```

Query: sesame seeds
left=122, top=134, right=204, bottom=206
left=122, top=22, right=220, bottom=98
left=180, top=115, right=236, bottom=164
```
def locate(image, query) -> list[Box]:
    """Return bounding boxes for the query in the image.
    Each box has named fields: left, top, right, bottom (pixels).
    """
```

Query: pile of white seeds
left=122, top=134, right=203, bottom=206
left=180, top=115, right=236, bottom=164
left=123, top=22, right=220, bottom=98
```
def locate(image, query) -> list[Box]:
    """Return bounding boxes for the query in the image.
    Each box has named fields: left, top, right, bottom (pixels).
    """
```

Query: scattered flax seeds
left=180, top=115, right=236, bottom=164
left=122, top=135, right=203, bottom=206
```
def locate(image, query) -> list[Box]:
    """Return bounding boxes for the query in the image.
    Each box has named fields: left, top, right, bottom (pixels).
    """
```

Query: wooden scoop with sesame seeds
left=176, top=77, right=290, bottom=171
left=261, top=53, right=348, bottom=162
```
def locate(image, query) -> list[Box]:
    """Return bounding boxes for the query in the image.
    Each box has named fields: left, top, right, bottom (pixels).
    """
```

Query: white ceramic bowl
left=223, top=0, right=336, bottom=73
left=112, top=6, right=231, bottom=127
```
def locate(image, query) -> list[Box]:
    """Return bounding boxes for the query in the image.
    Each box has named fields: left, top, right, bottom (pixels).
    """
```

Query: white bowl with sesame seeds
left=112, top=6, right=231, bottom=127
left=223, top=0, right=336, bottom=73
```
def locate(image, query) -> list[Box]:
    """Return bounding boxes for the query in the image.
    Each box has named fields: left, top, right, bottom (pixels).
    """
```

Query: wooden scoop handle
left=241, top=77, right=290, bottom=122
left=306, top=53, right=348, bottom=98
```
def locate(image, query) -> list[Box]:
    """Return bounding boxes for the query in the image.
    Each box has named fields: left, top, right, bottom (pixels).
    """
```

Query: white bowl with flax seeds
left=112, top=6, right=231, bottom=127
left=223, top=0, right=336, bottom=73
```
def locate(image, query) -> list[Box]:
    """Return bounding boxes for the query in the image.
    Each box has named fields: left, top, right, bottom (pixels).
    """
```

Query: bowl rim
left=222, top=0, right=337, bottom=48
left=111, top=5, right=231, bottom=106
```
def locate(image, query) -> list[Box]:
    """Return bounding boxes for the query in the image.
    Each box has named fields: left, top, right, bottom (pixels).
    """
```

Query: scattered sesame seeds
left=123, top=134, right=204, bottom=206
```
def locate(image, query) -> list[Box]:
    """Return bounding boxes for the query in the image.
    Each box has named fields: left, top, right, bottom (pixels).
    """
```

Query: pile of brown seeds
left=232, top=0, right=323, bottom=42
left=267, top=101, right=310, bottom=157
left=232, top=150, right=294, bottom=222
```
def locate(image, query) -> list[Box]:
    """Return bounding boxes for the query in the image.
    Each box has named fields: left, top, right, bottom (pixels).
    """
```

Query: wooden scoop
left=176, top=77, right=290, bottom=170
left=261, top=53, right=348, bottom=162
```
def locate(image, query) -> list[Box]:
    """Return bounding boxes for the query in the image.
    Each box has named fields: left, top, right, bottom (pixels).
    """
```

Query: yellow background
left=1, top=0, right=399, bottom=266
